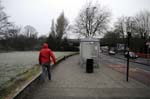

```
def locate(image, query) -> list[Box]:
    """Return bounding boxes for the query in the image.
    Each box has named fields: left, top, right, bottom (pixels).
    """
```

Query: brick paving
left=27, top=55, right=150, bottom=99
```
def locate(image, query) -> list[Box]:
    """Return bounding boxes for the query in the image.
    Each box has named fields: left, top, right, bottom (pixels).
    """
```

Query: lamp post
left=126, top=18, right=134, bottom=82
left=126, top=31, right=131, bottom=82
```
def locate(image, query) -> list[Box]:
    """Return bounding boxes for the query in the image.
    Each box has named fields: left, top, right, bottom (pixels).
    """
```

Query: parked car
left=109, top=50, right=116, bottom=55
left=124, top=52, right=138, bottom=59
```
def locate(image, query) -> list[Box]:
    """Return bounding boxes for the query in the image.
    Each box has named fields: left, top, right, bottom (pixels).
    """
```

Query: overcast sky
left=2, top=0, right=150, bottom=38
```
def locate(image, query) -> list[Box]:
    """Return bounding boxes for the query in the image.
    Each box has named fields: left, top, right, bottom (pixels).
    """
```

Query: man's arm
left=49, top=50, right=56, bottom=64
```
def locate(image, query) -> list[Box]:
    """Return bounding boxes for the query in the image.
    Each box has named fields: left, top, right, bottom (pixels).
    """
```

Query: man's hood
left=42, top=43, right=48, bottom=48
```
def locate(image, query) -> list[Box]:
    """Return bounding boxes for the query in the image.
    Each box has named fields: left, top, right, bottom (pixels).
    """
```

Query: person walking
left=39, top=43, right=56, bottom=81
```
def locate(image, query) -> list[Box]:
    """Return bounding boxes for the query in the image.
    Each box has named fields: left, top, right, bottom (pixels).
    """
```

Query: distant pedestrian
left=39, top=43, right=56, bottom=81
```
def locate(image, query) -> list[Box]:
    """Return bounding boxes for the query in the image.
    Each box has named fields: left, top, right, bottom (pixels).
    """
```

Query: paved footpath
left=27, top=55, right=150, bottom=99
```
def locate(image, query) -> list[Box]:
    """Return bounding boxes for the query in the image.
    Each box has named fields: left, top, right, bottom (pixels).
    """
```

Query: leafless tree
left=134, top=10, right=150, bottom=39
left=55, top=12, right=69, bottom=39
left=114, top=16, right=136, bottom=38
left=54, top=12, right=69, bottom=50
left=114, top=16, right=126, bottom=38
left=74, top=2, right=111, bottom=38
left=7, top=25, right=21, bottom=38
left=0, top=1, right=12, bottom=35
left=24, top=25, right=38, bottom=38
left=50, top=19, right=56, bottom=38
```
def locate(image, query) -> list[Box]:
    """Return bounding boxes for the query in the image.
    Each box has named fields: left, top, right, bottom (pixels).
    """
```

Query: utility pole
left=126, top=32, right=131, bottom=82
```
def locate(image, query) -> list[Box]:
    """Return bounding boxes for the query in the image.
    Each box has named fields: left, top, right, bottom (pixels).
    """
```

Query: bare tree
left=0, top=1, right=12, bottom=36
left=7, top=25, right=21, bottom=38
left=50, top=19, right=56, bottom=38
left=55, top=12, right=69, bottom=39
left=55, top=12, right=69, bottom=50
left=24, top=25, right=38, bottom=38
left=74, top=2, right=111, bottom=38
left=114, top=16, right=126, bottom=39
left=114, top=16, right=136, bottom=38
left=47, top=19, right=57, bottom=50
left=134, top=10, right=150, bottom=39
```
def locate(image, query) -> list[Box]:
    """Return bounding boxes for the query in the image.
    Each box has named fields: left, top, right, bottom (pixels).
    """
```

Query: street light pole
left=126, top=32, right=131, bottom=82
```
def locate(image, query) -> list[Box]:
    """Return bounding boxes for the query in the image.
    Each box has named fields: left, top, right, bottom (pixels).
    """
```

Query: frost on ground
left=0, top=51, right=75, bottom=87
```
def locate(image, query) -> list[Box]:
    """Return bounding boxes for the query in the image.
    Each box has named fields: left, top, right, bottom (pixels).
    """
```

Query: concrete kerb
left=52, top=52, right=79, bottom=69
left=12, top=52, right=79, bottom=99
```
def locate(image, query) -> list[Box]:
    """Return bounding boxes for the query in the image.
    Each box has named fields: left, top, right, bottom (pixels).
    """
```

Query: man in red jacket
left=39, top=43, right=56, bottom=81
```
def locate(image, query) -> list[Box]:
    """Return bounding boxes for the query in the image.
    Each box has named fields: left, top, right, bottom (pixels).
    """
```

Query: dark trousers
left=41, top=63, right=51, bottom=80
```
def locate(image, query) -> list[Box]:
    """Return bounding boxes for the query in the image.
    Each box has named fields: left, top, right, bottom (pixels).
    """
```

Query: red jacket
left=39, top=43, right=56, bottom=64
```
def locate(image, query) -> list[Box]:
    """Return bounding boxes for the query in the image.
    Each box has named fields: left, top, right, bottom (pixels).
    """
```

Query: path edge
left=11, top=52, right=78, bottom=99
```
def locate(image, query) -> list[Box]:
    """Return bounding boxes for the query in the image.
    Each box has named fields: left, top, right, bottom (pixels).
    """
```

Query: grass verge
left=0, top=52, right=79, bottom=99
left=0, top=65, right=41, bottom=99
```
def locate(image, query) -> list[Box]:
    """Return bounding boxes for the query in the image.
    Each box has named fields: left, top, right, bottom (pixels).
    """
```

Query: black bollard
left=86, top=59, right=94, bottom=73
